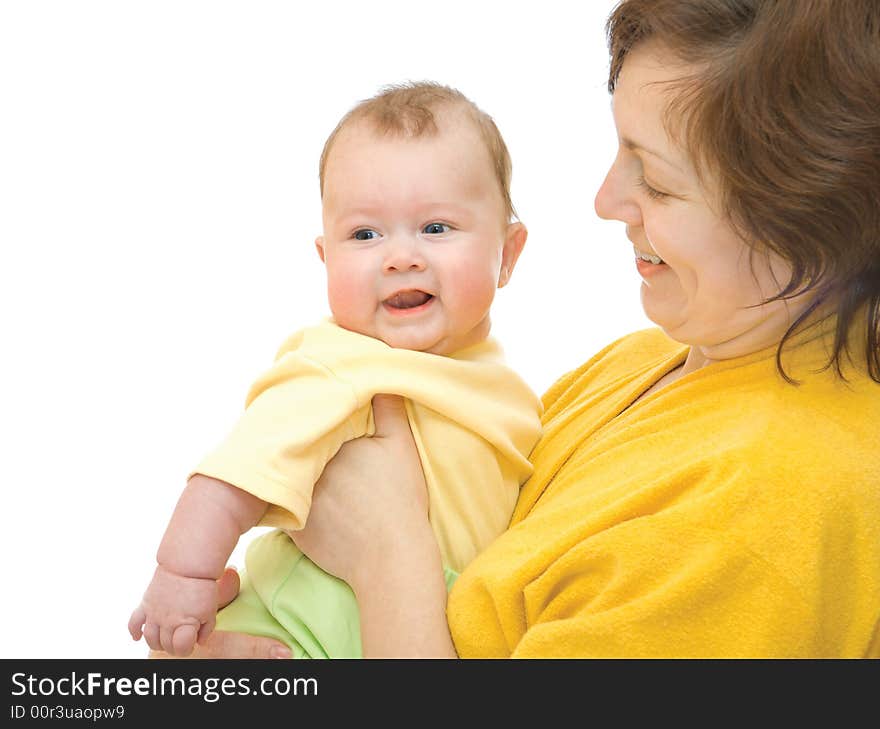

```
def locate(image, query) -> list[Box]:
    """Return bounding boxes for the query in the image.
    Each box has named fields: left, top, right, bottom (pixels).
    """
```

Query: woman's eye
left=353, top=229, right=379, bottom=241
left=636, top=176, right=668, bottom=201
left=422, top=223, right=451, bottom=235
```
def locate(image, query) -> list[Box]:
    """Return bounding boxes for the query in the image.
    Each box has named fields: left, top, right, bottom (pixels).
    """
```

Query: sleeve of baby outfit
left=191, top=349, right=366, bottom=531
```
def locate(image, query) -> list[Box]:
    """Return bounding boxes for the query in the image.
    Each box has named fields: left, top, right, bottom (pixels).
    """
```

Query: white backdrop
left=0, top=0, right=651, bottom=658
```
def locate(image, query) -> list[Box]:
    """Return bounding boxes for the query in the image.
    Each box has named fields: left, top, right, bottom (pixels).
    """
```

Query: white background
left=1, top=0, right=651, bottom=658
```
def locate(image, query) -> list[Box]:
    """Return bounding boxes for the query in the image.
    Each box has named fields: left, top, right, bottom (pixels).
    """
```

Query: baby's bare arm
left=157, top=474, right=268, bottom=579
left=129, top=475, right=268, bottom=656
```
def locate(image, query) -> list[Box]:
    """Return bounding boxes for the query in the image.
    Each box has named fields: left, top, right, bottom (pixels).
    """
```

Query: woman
left=178, top=0, right=880, bottom=657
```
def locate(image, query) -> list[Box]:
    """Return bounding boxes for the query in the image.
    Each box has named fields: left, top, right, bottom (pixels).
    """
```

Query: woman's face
left=594, top=43, right=807, bottom=359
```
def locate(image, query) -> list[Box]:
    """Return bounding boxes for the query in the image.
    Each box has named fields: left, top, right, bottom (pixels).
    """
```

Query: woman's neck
left=678, top=296, right=834, bottom=377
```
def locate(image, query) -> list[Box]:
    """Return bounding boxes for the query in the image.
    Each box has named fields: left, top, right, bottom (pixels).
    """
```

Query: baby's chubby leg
left=214, top=566, right=304, bottom=656
left=241, top=530, right=461, bottom=658
left=243, top=530, right=364, bottom=659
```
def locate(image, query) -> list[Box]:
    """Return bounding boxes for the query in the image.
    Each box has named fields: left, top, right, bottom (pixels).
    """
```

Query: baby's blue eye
left=423, top=223, right=450, bottom=235
left=353, top=229, right=379, bottom=241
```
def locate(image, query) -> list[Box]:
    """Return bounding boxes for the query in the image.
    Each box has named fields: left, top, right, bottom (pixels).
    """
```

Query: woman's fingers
left=148, top=630, right=291, bottom=659
left=192, top=630, right=291, bottom=659
left=370, top=394, right=412, bottom=439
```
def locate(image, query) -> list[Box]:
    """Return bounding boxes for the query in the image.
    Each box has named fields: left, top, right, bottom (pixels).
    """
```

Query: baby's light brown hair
left=318, top=81, right=517, bottom=222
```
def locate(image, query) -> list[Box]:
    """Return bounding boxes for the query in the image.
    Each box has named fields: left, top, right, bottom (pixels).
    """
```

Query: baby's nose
left=383, top=237, right=427, bottom=272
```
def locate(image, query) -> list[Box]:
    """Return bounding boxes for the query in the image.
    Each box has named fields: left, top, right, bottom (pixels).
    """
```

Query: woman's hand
left=147, top=568, right=291, bottom=659
left=290, top=394, right=432, bottom=588
left=290, top=394, right=456, bottom=657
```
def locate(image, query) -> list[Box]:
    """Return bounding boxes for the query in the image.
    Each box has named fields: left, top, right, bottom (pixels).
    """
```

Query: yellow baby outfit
left=193, top=320, right=543, bottom=656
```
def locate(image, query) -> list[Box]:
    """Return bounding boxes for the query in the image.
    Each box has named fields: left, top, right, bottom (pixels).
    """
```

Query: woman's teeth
left=635, top=250, right=664, bottom=264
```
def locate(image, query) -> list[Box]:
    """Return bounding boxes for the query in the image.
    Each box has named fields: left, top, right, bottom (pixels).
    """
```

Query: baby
left=128, top=81, right=543, bottom=658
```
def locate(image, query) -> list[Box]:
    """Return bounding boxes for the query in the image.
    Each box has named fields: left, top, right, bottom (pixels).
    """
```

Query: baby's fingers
left=143, top=622, right=162, bottom=652
left=127, top=608, right=145, bottom=641
left=197, top=614, right=216, bottom=646
left=171, top=624, right=199, bottom=657
left=159, top=624, right=175, bottom=655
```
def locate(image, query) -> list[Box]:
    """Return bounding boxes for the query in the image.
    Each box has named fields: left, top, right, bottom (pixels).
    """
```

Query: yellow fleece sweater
left=447, top=325, right=880, bottom=657
left=193, top=320, right=543, bottom=573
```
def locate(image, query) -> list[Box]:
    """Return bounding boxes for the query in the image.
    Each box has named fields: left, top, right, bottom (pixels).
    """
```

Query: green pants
left=216, top=529, right=458, bottom=658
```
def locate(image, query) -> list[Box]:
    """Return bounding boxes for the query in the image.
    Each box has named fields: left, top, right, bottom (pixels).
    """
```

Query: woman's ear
left=498, top=222, right=527, bottom=288
left=315, top=236, right=326, bottom=263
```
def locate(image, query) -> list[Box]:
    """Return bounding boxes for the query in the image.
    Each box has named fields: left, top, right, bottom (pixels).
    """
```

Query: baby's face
left=317, top=115, right=526, bottom=355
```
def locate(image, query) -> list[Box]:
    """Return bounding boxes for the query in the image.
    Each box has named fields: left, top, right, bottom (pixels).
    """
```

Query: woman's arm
left=290, top=394, right=457, bottom=657
left=349, top=525, right=454, bottom=657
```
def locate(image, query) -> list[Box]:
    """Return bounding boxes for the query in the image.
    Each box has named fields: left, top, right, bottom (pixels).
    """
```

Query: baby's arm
left=128, top=474, right=267, bottom=656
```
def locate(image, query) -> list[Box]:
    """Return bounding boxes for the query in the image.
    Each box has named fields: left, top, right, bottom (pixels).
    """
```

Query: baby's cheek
left=325, top=265, right=374, bottom=329
left=446, top=263, right=498, bottom=322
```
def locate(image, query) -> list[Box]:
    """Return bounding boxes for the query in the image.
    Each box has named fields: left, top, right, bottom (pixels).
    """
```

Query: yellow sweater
left=447, top=326, right=880, bottom=657
left=194, top=321, right=543, bottom=573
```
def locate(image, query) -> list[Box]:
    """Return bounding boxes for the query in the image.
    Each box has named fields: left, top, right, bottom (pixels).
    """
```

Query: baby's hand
left=128, top=565, right=219, bottom=657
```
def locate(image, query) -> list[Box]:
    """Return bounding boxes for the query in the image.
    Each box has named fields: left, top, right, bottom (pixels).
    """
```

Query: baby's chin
left=331, top=319, right=444, bottom=353
left=385, top=328, right=491, bottom=356
left=382, top=318, right=491, bottom=355
left=334, top=315, right=489, bottom=355
left=376, top=326, right=471, bottom=355
left=380, top=331, right=454, bottom=355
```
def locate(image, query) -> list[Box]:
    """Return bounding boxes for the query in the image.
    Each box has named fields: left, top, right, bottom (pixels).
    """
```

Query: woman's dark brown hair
left=606, top=0, right=880, bottom=383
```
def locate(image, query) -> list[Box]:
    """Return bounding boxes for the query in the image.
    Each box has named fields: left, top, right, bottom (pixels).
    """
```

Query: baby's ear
left=498, top=222, right=527, bottom=288
left=314, top=236, right=326, bottom=263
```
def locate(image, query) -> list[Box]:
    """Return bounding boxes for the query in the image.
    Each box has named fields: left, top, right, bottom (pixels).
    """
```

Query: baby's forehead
left=337, top=106, right=481, bottom=150
left=322, top=113, right=496, bottom=190
left=320, top=102, right=511, bottom=221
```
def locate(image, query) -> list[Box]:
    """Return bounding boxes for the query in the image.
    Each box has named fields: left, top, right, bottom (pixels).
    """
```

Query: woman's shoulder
left=704, top=359, right=880, bottom=523
left=542, top=327, right=684, bottom=410
left=597, top=326, right=683, bottom=362
left=773, top=368, right=880, bottom=467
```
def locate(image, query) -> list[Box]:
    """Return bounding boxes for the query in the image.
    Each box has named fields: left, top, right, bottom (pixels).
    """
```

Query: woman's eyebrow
left=620, top=136, right=686, bottom=173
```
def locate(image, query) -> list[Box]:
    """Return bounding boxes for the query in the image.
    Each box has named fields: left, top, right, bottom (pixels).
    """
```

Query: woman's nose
left=594, top=158, right=642, bottom=227
left=382, top=236, right=427, bottom=273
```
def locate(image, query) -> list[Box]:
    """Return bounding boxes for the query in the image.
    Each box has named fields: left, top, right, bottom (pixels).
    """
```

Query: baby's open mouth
left=384, top=290, right=434, bottom=309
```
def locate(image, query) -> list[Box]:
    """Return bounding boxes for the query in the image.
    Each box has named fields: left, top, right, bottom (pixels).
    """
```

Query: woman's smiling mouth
left=633, top=246, right=664, bottom=265
left=633, top=246, right=668, bottom=279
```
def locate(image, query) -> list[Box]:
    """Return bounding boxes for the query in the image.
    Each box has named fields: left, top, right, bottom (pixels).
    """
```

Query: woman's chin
left=640, top=290, right=689, bottom=333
